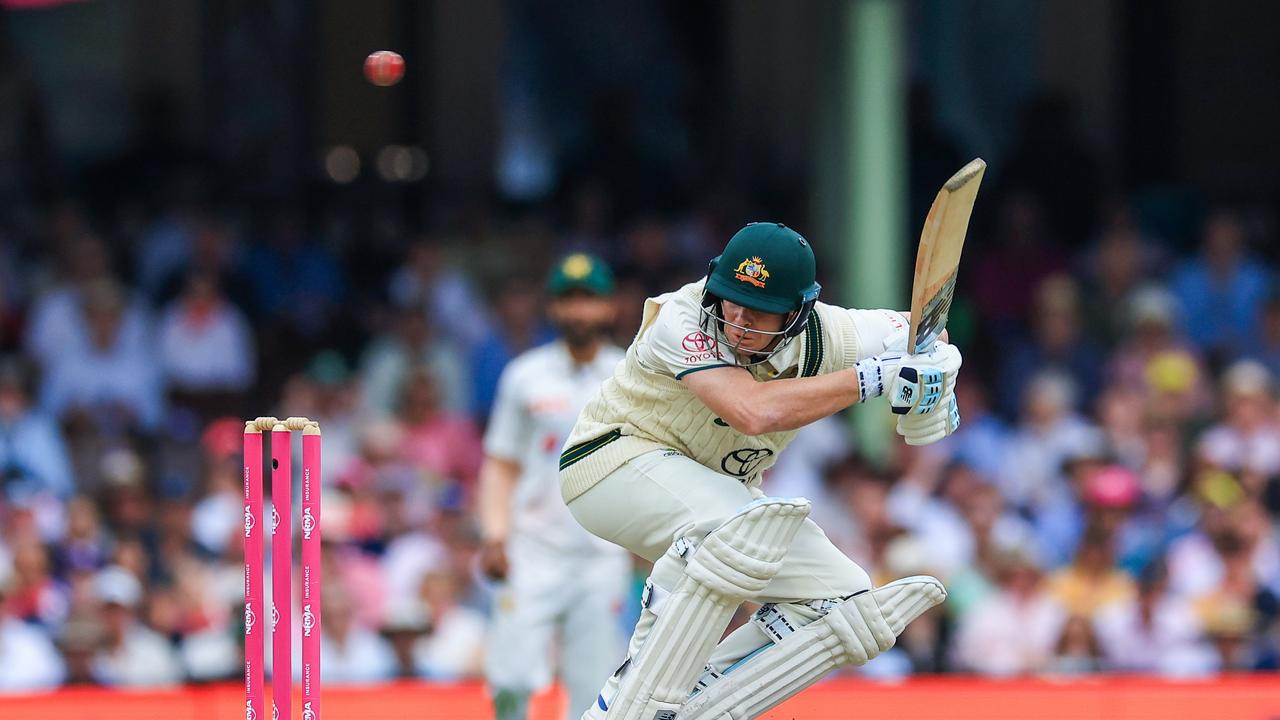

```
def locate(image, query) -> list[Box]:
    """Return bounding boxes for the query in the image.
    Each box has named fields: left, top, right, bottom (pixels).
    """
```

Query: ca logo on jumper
left=721, top=447, right=775, bottom=477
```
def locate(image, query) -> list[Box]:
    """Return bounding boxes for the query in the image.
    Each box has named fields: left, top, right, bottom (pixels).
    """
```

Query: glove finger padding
left=896, top=394, right=961, bottom=445
left=888, top=343, right=961, bottom=416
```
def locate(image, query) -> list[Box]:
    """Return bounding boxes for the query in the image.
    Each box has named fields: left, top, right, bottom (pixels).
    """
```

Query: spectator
left=999, top=371, right=1101, bottom=514
left=1094, top=561, right=1216, bottom=676
left=943, top=481, right=1040, bottom=617
left=827, top=460, right=897, bottom=573
left=411, top=569, right=486, bottom=680
left=387, top=236, right=493, bottom=352
left=953, top=549, right=1066, bottom=676
left=39, top=280, right=163, bottom=434
left=1045, top=524, right=1137, bottom=619
left=1167, top=500, right=1280, bottom=601
left=1047, top=615, right=1102, bottom=674
left=0, top=565, right=65, bottom=691
left=926, top=376, right=1011, bottom=482
left=56, top=616, right=104, bottom=686
left=1191, top=527, right=1275, bottom=670
left=1171, top=211, right=1271, bottom=362
left=1107, top=285, right=1210, bottom=421
left=613, top=217, right=689, bottom=297
left=314, top=585, right=396, bottom=685
left=0, top=357, right=74, bottom=499
left=5, top=537, right=67, bottom=627
left=1196, top=360, right=1280, bottom=490
left=1244, top=292, right=1280, bottom=378
left=379, top=597, right=433, bottom=679
left=892, top=463, right=980, bottom=579
left=277, top=353, right=363, bottom=483
left=90, top=566, right=182, bottom=687
left=764, top=415, right=852, bottom=511
left=997, top=274, right=1105, bottom=418
left=1079, top=206, right=1163, bottom=351
left=468, top=278, right=553, bottom=420
left=55, top=496, right=110, bottom=576
left=359, top=306, right=470, bottom=418
left=398, top=368, right=484, bottom=496
left=157, top=271, right=256, bottom=420
left=1094, top=385, right=1148, bottom=472
left=24, top=231, right=150, bottom=368
left=190, top=425, right=248, bottom=556
left=969, top=193, right=1069, bottom=337
left=134, top=199, right=201, bottom=302
left=243, top=206, right=346, bottom=340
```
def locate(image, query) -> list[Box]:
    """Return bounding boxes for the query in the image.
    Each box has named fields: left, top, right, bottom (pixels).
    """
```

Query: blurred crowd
left=2, top=128, right=1280, bottom=692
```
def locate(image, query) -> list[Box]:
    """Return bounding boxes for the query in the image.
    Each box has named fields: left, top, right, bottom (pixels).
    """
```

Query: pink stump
left=244, top=425, right=265, bottom=720
left=271, top=425, right=292, bottom=720
left=301, top=425, right=322, bottom=720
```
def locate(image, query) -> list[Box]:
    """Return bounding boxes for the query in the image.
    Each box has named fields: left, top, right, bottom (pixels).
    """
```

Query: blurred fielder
left=480, top=254, right=632, bottom=720
left=560, top=223, right=958, bottom=720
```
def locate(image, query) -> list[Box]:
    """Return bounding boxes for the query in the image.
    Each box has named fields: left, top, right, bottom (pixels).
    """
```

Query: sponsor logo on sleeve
left=682, top=331, right=723, bottom=364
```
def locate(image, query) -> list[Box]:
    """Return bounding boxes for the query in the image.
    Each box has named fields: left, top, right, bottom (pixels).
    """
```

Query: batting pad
left=604, top=497, right=811, bottom=720
left=679, top=575, right=946, bottom=720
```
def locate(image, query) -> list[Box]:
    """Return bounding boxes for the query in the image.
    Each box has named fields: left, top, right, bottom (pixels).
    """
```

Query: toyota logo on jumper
left=682, top=331, right=717, bottom=353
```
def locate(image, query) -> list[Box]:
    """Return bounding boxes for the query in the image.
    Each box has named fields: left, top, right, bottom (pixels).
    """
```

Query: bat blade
left=908, top=158, right=986, bottom=355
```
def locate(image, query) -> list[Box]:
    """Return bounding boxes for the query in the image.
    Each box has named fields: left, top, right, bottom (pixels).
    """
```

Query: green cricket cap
left=547, top=253, right=615, bottom=296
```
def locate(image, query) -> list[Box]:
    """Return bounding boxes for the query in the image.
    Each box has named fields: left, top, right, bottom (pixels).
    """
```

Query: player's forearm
left=745, top=368, right=863, bottom=434
left=477, top=456, right=520, bottom=542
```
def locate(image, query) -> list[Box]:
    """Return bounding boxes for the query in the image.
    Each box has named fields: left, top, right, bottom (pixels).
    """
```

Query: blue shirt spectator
left=0, top=396, right=74, bottom=500
left=39, top=281, right=163, bottom=433
left=1171, top=212, right=1272, bottom=359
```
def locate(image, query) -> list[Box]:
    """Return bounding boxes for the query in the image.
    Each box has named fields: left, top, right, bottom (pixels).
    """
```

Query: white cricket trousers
left=566, top=448, right=873, bottom=700
left=485, top=540, right=630, bottom=720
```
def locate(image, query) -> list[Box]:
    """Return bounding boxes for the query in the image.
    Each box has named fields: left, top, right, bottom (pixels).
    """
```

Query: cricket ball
left=364, top=50, right=405, bottom=87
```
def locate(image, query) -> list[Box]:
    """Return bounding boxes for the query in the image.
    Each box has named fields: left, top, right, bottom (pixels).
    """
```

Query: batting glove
left=888, top=342, right=963, bottom=445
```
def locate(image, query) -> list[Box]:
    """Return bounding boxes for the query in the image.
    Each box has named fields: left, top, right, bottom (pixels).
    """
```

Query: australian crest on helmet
left=734, top=257, right=770, bottom=288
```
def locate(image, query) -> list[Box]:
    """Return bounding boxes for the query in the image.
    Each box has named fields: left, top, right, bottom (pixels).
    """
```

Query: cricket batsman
left=480, top=254, right=633, bottom=720
left=559, top=223, right=959, bottom=720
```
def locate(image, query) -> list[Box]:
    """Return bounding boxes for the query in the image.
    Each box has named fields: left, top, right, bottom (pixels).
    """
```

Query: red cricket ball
left=364, top=50, right=405, bottom=87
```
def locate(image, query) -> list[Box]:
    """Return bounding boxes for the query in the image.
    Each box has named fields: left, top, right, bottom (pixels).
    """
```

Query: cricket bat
left=907, top=158, right=986, bottom=355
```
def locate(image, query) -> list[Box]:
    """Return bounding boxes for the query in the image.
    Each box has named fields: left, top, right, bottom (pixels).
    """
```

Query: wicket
left=245, top=417, right=322, bottom=720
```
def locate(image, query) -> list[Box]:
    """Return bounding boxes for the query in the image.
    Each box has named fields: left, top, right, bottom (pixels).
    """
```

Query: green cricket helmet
left=701, top=222, right=821, bottom=360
